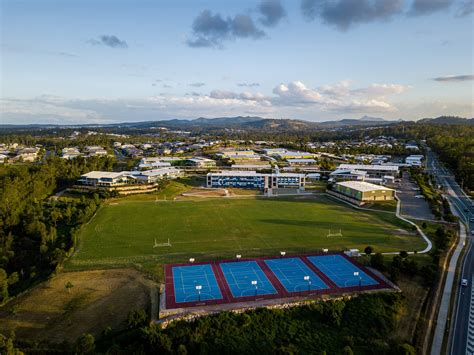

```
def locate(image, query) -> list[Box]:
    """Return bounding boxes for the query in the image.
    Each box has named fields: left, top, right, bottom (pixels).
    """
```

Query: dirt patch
left=0, top=269, right=155, bottom=343
left=385, top=228, right=416, bottom=236
left=179, top=188, right=229, bottom=198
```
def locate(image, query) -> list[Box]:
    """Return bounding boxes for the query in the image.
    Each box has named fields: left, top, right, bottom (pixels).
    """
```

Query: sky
left=1, top=0, right=473, bottom=124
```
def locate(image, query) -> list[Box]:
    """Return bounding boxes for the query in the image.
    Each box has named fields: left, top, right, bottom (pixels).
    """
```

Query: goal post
left=327, top=229, right=343, bottom=238
left=153, top=238, right=171, bottom=248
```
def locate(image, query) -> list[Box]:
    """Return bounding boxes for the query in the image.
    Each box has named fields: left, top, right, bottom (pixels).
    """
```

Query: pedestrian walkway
left=430, top=210, right=467, bottom=355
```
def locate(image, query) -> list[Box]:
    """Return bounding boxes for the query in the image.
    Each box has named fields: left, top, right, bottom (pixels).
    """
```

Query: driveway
left=397, top=171, right=435, bottom=220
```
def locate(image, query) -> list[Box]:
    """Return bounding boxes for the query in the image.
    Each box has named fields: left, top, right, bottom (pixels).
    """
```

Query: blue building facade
left=207, top=172, right=305, bottom=190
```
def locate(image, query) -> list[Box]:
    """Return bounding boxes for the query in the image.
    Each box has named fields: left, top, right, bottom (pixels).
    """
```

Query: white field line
left=325, top=193, right=432, bottom=254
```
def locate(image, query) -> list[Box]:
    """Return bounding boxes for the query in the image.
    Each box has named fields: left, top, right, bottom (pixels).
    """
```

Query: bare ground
left=0, top=269, right=156, bottom=343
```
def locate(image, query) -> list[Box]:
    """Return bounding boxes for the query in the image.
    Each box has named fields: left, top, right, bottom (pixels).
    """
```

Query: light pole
left=304, top=275, right=311, bottom=292
left=354, top=271, right=361, bottom=289
left=280, top=251, right=286, bottom=259
left=196, top=285, right=202, bottom=301
left=251, top=280, right=258, bottom=297
left=189, top=258, right=195, bottom=264
left=236, top=254, right=241, bottom=261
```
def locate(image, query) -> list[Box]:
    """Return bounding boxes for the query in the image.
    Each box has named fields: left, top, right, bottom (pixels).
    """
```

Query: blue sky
left=1, top=0, right=473, bottom=124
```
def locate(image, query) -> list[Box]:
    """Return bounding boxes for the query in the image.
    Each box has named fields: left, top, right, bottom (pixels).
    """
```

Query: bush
left=370, top=253, right=384, bottom=270
left=127, top=309, right=149, bottom=329
left=74, top=333, right=95, bottom=354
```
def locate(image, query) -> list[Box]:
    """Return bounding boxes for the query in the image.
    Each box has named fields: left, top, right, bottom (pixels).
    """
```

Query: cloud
left=0, top=97, right=105, bottom=124
left=231, top=14, right=265, bottom=38
left=272, top=81, right=323, bottom=104
left=270, top=80, right=410, bottom=113
left=301, top=0, right=404, bottom=30
left=258, top=0, right=286, bottom=27
left=210, top=90, right=239, bottom=99
left=353, top=83, right=408, bottom=96
left=409, top=0, right=454, bottom=15
left=456, top=0, right=474, bottom=16
left=433, top=74, right=474, bottom=82
left=88, top=35, right=128, bottom=48
left=189, top=82, right=206, bottom=87
left=1, top=80, right=412, bottom=124
left=186, top=10, right=265, bottom=48
left=237, top=82, right=260, bottom=87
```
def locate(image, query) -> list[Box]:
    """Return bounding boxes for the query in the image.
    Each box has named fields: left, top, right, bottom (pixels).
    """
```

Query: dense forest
left=0, top=156, right=115, bottom=301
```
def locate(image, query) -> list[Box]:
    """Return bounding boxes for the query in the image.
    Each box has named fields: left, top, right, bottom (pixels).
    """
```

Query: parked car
left=461, top=279, right=468, bottom=287
left=415, top=195, right=425, bottom=199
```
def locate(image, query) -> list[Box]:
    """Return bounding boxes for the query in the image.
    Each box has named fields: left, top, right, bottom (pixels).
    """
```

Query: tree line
left=0, top=156, right=115, bottom=302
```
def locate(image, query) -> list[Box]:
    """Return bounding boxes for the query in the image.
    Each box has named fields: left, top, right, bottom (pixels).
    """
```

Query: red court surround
left=164, top=252, right=393, bottom=310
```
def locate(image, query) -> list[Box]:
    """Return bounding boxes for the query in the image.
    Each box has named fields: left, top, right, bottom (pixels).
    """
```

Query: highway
left=426, top=148, right=474, bottom=355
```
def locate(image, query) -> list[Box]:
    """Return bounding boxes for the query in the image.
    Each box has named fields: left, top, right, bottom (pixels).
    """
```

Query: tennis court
left=220, top=261, right=277, bottom=298
left=164, top=253, right=390, bottom=310
left=307, top=255, right=378, bottom=288
left=172, top=264, right=223, bottom=303
left=264, top=258, right=329, bottom=293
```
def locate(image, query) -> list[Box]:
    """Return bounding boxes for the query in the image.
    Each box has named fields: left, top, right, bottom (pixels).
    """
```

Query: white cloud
left=0, top=80, right=412, bottom=123
left=271, top=80, right=409, bottom=112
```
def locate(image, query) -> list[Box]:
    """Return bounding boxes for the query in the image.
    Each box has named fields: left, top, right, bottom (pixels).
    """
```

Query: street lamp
left=196, top=285, right=202, bottom=301
left=189, top=258, right=195, bottom=264
left=236, top=254, right=242, bottom=261
left=251, top=280, right=258, bottom=297
left=304, top=275, right=311, bottom=292
left=322, top=248, right=329, bottom=253
left=280, top=251, right=286, bottom=258
left=354, top=271, right=361, bottom=288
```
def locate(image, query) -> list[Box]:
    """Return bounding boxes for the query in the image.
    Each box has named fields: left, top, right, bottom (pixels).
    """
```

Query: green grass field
left=68, top=194, right=428, bottom=276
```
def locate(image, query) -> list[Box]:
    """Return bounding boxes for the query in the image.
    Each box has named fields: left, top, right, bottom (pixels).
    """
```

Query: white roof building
left=338, top=164, right=399, bottom=173
left=336, top=180, right=395, bottom=193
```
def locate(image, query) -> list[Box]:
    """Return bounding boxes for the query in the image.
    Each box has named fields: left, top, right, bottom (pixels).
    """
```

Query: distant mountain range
left=417, top=116, right=474, bottom=125
left=0, top=115, right=472, bottom=131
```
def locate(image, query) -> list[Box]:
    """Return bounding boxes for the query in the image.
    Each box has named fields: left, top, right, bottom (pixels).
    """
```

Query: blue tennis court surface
left=220, top=261, right=277, bottom=298
left=308, top=255, right=378, bottom=288
left=172, top=265, right=223, bottom=303
left=265, top=258, right=328, bottom=293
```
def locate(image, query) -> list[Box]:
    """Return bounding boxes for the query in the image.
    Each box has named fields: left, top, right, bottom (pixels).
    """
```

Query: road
left=425, top=148, right=474, bottom=355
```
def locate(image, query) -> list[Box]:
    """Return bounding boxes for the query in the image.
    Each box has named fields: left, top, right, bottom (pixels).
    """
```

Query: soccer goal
left=327, top=229, right=343, bottom=238
left=153, top=238, right=172, bottom=248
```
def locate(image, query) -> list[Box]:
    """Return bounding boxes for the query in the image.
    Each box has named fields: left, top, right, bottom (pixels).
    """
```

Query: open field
left=68, top=194, right=427, bottom=278
left=0, top=269, right=154, bottom=343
